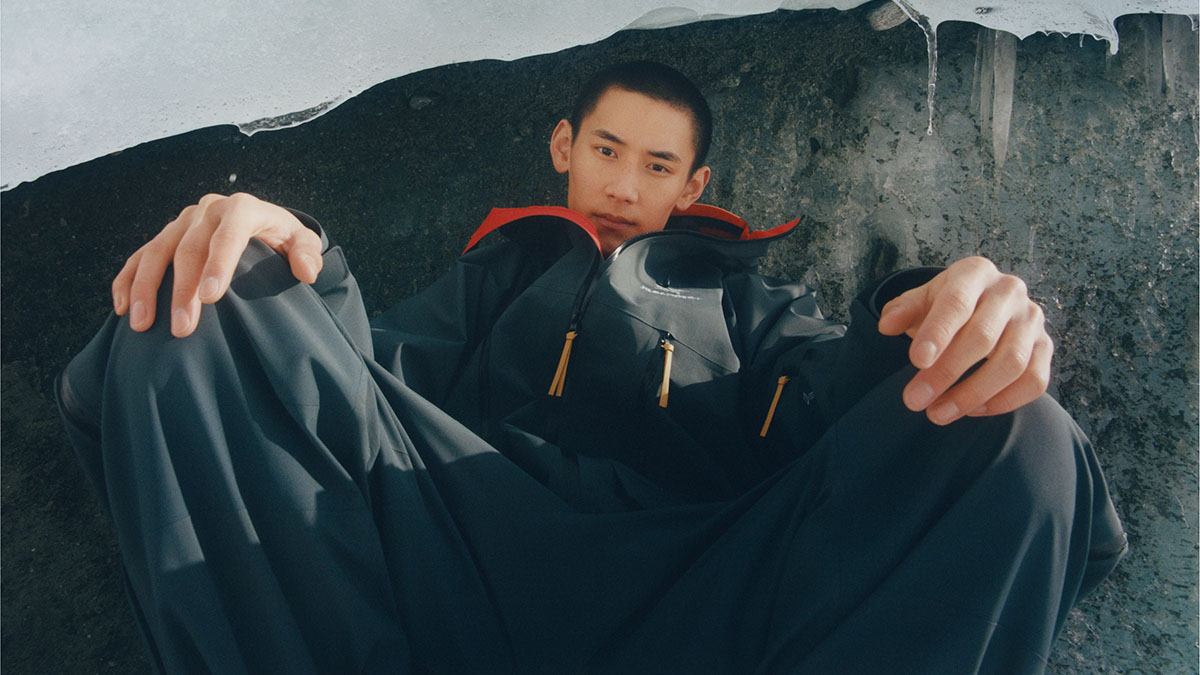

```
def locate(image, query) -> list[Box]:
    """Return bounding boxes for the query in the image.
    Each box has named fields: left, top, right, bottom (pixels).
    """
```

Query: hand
left=877, top=256, right=1053, bottom=425
left=112, top=193, right=323, bottom=338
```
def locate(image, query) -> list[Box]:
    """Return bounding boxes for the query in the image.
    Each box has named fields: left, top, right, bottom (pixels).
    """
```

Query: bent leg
left=582, top=367, right=1125, bottom=675
left=760, top=368, right=1127, bottom=674
left=57, top=242, right=408, bottom=674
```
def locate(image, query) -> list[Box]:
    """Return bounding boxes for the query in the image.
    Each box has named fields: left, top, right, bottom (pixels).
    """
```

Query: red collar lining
left=462, top=204, right=797, bottom=254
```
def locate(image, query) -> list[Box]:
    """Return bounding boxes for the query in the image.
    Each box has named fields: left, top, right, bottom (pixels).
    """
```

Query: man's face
left=550, top=87, right=711, bottom=256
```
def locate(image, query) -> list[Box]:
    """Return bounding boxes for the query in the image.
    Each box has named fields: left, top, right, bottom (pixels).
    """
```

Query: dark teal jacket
left=368, top=205, right=936, bottom=504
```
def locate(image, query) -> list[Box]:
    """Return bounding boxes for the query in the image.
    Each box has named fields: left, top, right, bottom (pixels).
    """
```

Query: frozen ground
left=1, top=8, right=1196, bottom=673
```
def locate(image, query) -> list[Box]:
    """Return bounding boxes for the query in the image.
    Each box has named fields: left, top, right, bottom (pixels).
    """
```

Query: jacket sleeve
left=744, top=267, right=941, bottom=463
left=368, top=239, right=544, bottom=408
left=283, top=208, right=374, bottom=356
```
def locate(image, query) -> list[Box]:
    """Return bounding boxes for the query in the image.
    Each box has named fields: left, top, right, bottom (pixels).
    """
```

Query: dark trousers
left=58, top=241, right=1126, bottom=674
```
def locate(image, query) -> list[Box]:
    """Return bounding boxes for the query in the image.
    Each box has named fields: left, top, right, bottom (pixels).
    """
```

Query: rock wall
left=1, top=7, right=1195, bottom=673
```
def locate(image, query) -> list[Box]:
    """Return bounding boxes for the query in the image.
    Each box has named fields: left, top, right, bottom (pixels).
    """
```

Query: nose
left=605, top=161, right=638, bottom=203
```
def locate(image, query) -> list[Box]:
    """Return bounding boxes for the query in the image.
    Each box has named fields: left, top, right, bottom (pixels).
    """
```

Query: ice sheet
left=1, top=0, right=1194, bottom=188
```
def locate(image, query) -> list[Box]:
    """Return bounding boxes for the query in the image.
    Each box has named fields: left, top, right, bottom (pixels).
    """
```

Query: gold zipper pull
left=548, top=330, right=578, bottom=397
left=657, top=336, right=675, bottom=408
left=759, top=375, right=791, bottom=437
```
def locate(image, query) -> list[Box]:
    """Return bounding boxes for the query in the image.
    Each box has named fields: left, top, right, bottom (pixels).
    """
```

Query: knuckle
left=971, top=316, right=1004, bottom=346
left=140, top=238, right=170, bottom=258
left=994, top=273, right=1025, bottom=295
left=128, top=276, right=160, bottom=298
left=926, top=360, right=962, bottom=386
left=1030, top=369, right=1049, bottom=394
left=176, top=204, right=198, bottom=221
left=175, top=237, right=209, bottom=260
left=940, top=288, right=975, bottom=318
left=209, top=227, right=241, bottom=249
left=1029, top=302, right=1045, bottom=324
left=993, top=343, right=1032, bottom=373
left=962, top=328, right=998, bottom=356
left=962, top=255, right=995, bottom=274
left=227, top=192, right=254, bottom=207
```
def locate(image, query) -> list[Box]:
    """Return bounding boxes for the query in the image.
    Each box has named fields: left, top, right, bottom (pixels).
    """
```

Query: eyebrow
left=592, top=128, right=683, bottom=164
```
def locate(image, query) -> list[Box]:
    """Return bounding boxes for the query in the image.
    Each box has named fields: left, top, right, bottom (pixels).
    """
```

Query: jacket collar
left=462, top=204, right=801, bottom=256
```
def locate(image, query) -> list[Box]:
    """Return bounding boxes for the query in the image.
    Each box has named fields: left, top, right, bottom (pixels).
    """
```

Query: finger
left=877, top=286, right=929, bottom=337
left=169, top=206, right=224, bottom=336
left=919, top=304, right=1044, bottom=425
left=906, top=258, right=994, bottom=369
left=127, top=240, right=175, bottom=332
left=968, top=334, right=1053, bottom=418
left=194, top=199, right=255, bottom=303
left=126, top=198, right=223, bottom=330
left=281, top=226, right=324, bottom=284
left=196, top=196, right=321, bottom=299
left=112, top=249, right=143, bottom=315
left=902, top=284, right=1017, bottom=411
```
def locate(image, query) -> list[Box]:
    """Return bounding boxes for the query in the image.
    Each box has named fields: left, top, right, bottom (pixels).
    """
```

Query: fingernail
left=929, top=401, right=959, bottom=425
left=198, top=276, right=219, bottom=301
left=912, top=340, right=937, bottom=368
left=906, top=382, right=934, bottom=410
left=130, top=301, right=147, bottom=328
left=171, top=308, right=190, bottom=335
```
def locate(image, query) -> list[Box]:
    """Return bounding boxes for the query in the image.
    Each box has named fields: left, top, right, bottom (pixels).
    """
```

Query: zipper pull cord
left=657, top=337, right=675, bottom=408
left=548, top=330, right=579, bottom=397
left=759, top=375, right=791, bottom=437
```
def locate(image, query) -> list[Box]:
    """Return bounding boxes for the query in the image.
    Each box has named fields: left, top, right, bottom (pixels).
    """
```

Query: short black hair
left=567, top=61, right=712, bottom=175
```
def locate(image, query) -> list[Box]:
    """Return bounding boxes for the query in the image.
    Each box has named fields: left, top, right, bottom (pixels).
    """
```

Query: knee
left=979, top=394, right=1093, bottom=527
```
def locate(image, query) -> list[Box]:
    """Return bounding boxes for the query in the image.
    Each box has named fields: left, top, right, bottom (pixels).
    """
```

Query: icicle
left=1162, top=15, right=1199, bottom=97
left=892, top=0, right=937, bottom=135
left=976, top=28, right=996, bottom=140
left=970, top=27, right=984, bottom=122
left=1143, top=15, right=1165, bottom=95
left=548, top=330, right=578, bottom=397
left=759, top=376, right=791, bottom=437
left=992, top=31, right=1017, bottom=176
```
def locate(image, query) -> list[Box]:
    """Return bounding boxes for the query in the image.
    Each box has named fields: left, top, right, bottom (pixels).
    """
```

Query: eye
left=597, top=146, right=616, bottom=157
left=649, top=163, right=671, bottom=174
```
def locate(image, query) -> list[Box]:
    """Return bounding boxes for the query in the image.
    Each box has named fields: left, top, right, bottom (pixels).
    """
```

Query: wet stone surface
left=1, top=8, right=1195, bottom=673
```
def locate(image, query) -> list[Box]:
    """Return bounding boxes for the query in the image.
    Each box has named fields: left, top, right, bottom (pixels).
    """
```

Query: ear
left=674, top=165, right=711, bottom=211
left=549, top=119, right=574, bottom=174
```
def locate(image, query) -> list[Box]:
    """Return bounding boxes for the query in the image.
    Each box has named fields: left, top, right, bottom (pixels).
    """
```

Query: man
left=60, top=61, right=1125, bottom=673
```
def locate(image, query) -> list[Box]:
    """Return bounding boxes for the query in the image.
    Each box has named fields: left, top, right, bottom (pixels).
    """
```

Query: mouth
left=593, top=213, right=636, bottom=230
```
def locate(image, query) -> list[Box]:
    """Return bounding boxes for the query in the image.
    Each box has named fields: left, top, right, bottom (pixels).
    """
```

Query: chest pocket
left=552, top=251, right=760, bottom=499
